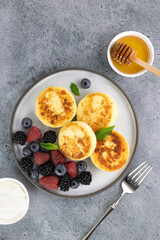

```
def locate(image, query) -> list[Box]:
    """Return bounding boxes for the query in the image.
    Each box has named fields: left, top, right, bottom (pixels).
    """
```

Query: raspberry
left=40, top=176, right=59, bottom=190
left=66, top=161, right=78, bottom=178
left=34, top=152, right=50, bottom=166
left=26, top=126, right=42, bottom=143
left=51, top=150, right=66, bottom=166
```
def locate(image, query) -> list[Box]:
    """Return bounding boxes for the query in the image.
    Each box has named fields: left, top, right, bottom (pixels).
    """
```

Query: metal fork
left=82, top=161, right=153, bottom=240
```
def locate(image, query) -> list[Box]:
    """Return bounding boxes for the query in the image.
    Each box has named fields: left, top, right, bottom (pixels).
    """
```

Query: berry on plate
left=66, top=161, right=78, bottom=178
left=38, top=161, right=53, bottom=176
left=29, top=169, right=39, bottom=180
left=21, top=117, right=32, bottom=129
left=54, top=164, right=67, bottom=176
left=34, top=151, right=50, bottom=165
left=70, top=178, right=79, bottom=189
left=26, top=126, right=42, bottom=143
left=42, top=130, right=56, bottom=143
left=79, top=171, right=92, bottom=185
left=20, top=157, right=33, bottom=172
left=40, top=176, right=59, bottom=190
left=77, top=161, right=87, bottom=172
left=59, top=175, right=70, bottom=191
left=13, top=131, right=26, bottom=146
left=80, top=78, right=91, bottom=89
left=40, top=146, right=50, bottom=152
left=29, top=142, right=40, bottom=152
left=23, top=147, right=32, bottom=156
left=51, top=150, right=66, bottom=166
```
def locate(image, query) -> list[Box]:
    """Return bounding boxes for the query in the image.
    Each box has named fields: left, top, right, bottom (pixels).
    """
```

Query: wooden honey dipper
left=111, top=42, right=160, bottom=77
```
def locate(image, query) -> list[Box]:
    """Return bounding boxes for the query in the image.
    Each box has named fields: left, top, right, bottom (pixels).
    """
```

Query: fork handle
left=82, top=193, right=125, bottom=240
left=82, top=206, right=114, bottom=240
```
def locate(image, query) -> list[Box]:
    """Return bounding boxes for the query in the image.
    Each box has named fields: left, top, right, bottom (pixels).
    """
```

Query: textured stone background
left=0, top=0, right=160, bottom=239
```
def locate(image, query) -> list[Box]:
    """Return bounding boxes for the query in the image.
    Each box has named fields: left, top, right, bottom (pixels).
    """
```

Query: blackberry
left=38, top=161, right=54, bottom=176
left=59, top=175, right=70, bottom=191
left=42, top=130, right=56, bottom=143
left=20, top=157, right=33, bottom=172
left=79, top=171, right=92, bottom=185
left=13, top=131, right=26, bottom=145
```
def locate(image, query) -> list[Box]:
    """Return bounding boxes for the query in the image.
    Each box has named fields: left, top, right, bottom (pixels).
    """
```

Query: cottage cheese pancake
left=77, top=92, right=117, bottom=132
left=91, top=131, right=129, bottom=171
left=59, top=121, right=97, bottom=161
left=36, top=87, right=77, bottom=128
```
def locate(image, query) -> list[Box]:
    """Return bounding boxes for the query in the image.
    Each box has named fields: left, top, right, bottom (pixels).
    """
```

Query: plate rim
left=10, top=68, right=139, bottom=199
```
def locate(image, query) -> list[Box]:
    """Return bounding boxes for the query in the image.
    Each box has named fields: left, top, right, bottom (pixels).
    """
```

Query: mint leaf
left=40, top=143, right=59, bottom=150
left=70, top=83, right=80, bottom=96
left=95, top=126, right=115, bottom=141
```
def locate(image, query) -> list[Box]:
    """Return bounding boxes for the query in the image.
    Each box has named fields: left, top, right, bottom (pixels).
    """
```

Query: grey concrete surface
left=0, top=0, right=160, bottom=239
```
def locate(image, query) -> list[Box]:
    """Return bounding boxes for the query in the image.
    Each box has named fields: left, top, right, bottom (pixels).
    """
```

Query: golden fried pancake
left=77, top=92, right=117, bottom=132
left=35, top=87, right=77, bottom=128
left=59, top=121, right=97, bottom=161
left=91, top=131, right=129, bottom=171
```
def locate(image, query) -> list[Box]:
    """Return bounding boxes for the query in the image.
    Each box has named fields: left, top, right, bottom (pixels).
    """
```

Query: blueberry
left=70, top=179, right=79, bottom=189
left=29, top=142, right=40, bottom=152
left=30, top=169, right=39, bottom=180
left=40, top=146, right=50, bottom=152
left=77, top=161, right=87, bottom=172
left=21, top=117, right=32, bottom=129
left=80, top=78, right=91, bottom=89
left=54, top=164, right=67, bottom=176
left=23, top=147, right=32, bottom=156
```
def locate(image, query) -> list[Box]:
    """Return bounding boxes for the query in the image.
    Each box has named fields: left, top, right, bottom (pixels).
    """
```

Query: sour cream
left=0, top=178, right=29, bottom=225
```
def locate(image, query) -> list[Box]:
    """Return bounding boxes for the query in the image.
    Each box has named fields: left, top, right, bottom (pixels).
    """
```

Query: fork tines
left=127, top=161, right=153, bottom=186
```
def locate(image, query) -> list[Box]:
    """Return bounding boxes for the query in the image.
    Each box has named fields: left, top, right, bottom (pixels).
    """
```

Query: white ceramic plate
left=10, top=69, right=138, bottom=198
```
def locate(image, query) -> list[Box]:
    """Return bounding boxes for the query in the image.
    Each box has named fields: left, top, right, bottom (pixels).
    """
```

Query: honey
left=111, top=36, right=150, bottom=74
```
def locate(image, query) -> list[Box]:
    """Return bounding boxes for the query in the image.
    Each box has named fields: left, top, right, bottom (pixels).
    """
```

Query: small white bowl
left=0, top=178, right=29, bottom=225
left=107, top=31, right=154, bottom=77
